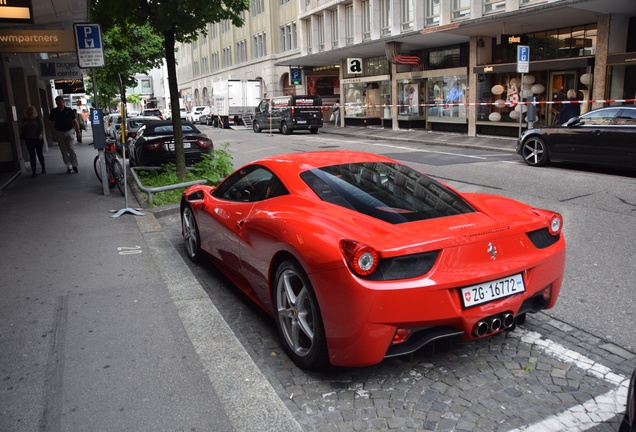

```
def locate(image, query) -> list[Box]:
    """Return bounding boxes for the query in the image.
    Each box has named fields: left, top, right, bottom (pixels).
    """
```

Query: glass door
left=548, top=71, right=577, bottom=125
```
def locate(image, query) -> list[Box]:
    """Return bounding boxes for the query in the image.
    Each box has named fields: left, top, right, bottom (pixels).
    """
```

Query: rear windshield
left=151, top=125, right=198, bottom=133
left=300, top=162, right=475, bottom=224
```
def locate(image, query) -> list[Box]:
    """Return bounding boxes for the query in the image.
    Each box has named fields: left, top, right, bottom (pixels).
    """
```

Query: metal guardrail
left=129, top=166, right=208, bottom=205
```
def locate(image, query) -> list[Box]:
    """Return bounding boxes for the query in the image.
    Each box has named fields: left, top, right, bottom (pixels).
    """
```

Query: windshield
left=301, top=162, right=475, bottom=224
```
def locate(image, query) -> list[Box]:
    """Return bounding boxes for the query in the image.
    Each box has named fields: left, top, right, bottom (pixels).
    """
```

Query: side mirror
left=564, top=117, right=580, bottom=127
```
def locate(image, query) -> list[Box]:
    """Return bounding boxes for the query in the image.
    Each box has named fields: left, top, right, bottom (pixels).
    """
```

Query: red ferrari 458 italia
left=181, top=151, right=566, bottom=368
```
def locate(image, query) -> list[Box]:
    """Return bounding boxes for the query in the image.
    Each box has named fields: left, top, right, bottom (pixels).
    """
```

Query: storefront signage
left=0, top=29, right=75, bottom=53
left=54, top=78, right=85, bottom=94
left=342, top=75, right=390, bottom=85
left=39, top=61, right=82, bottom=79
left=499, top=34, right=528, bottom=46
left=484, top=67, right=493, bottom=72
left=0, top=0, right=32, bottom=23
left=347, top=58, right=363, bottom=74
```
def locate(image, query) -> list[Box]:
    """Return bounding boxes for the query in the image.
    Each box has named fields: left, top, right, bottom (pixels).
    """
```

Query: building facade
left=177, top=0, right=636, bottom=137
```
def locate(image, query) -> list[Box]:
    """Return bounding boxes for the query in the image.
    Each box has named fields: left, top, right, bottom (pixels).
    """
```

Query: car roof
left=254, top=151, right=396, bottom=172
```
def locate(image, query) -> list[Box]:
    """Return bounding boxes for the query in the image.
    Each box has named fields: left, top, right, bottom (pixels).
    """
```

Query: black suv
left=252, top=95, right=323, bottom=135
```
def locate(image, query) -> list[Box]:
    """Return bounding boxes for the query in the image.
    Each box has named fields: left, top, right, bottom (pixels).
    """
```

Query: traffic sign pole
left=517, top=46, right=530, bottom=140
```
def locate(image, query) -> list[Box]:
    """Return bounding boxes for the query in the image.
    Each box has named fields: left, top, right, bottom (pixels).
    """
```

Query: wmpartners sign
left=0, top=29, right=75, bottom=53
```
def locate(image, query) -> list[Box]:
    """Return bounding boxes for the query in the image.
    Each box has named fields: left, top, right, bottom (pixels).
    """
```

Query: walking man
left=49, top=96, right=82, bottom=173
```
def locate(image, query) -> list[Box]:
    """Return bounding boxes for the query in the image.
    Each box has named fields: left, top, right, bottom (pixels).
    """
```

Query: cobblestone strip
left=507, top=329, right=629, bottom=431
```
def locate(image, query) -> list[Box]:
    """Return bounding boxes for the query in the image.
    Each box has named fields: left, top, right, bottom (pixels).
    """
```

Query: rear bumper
left=310, top=242, right=565, bottom=367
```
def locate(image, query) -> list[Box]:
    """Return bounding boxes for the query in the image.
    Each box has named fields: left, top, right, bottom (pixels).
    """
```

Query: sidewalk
left=0, top=134, right=301, bottom=431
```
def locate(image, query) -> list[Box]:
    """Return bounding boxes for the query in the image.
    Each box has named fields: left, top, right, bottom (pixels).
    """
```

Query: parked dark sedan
left=517, top=106, right=636, bottom=170
left=128, top=121, right=213, bottom=167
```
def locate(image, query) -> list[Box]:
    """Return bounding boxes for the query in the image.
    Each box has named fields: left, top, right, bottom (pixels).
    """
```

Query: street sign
left=73, top=23, right=105, bottom=68
left=517, top=45, right=529, bottom=73
left=290, top=68, right=302, bottom=85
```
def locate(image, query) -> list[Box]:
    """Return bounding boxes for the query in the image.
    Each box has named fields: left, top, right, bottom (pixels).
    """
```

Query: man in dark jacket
left=49, top=96, right=82, bottom=173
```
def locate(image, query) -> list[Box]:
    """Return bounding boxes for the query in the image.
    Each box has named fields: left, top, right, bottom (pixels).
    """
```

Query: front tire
left=181, top=205, right=205, bottom=263
left=520, top=137, right=549, bottom=167
left=274, top=260, right=328, bottom=369
left=253, top=121, right=262, bottom=133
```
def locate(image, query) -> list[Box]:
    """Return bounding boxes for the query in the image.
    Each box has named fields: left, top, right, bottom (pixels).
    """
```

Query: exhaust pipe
left=489, top=316, right=502, bottom=332
left=503, top=313, right=515, bottom=329
left=472, top=321, right=489, bottom=337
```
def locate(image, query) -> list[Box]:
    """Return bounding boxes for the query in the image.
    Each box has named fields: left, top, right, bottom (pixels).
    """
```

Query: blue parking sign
left=517, top=45, right=529, bottom=73
left=74, top=23, right=105, bottom=68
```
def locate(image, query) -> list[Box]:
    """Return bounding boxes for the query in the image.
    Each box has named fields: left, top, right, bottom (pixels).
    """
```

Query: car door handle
left=593, top=130, right=602, bottom=135
left=236, top=219, right=245, bottom=229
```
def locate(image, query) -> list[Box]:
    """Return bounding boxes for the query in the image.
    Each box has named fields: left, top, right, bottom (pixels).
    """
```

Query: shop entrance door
left=548, top=71, right=577, bottom=125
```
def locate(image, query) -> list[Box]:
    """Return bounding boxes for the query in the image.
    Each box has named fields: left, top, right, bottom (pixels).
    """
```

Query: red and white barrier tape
left=323, top=99, right=636, bottom=109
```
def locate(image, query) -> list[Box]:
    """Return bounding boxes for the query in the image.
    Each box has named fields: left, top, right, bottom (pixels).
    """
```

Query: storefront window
left=397, top=80, right=425, bottom=119
left=343, top=81, right=387, bottom=118
left=426, top=75, right=468, bottom=122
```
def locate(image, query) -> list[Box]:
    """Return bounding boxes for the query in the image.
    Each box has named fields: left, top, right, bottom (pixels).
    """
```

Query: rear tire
left=281, top=122, right=292, bottom=135
left=310, top=127, right=318, bottom=134
left=520, top=137, right=549, bottom=167
left=274, top=260, right=329, bottom=369
left=111, top=158, right=125, bottom=195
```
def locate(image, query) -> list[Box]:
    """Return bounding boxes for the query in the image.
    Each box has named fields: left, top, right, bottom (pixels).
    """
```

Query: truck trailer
left=210, top=80, right=261, bottom=128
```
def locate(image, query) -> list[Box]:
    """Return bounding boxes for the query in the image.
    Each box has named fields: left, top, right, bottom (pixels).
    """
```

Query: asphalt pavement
left=1, top=125, right=630, bottom=432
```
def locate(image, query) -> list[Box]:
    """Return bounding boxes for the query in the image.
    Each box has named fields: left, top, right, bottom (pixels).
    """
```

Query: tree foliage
left=91, top=0, right=249, bottom=180
left=85, top=23, right=164, bottom=112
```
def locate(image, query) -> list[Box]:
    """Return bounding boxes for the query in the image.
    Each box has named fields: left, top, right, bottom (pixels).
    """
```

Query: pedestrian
left=21, top=105, right=46, bottom=178
left=49, top=96, right=81, bottom=173
left=557, top=89, right=580, bottom=125
left=332, top=99, right=340, bottom=126
left=73, top=109, right=86, bottom=143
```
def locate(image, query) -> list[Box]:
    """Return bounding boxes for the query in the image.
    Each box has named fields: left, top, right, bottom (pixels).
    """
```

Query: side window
left=614, top=109, right=636, bottom=126
left=579, top=108, right=620, bottom=126
left=258, top=100, right=269, bottom=112
left=213, top=165, right=288, bottom=202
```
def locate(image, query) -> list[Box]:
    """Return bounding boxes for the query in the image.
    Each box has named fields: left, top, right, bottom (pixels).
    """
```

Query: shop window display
left=397, top=81, right=425, bottom=119
left=477, top=73, right=549, bottom=126
left=343, top=82, right=386, bottom=119
left=426, top=76, right=468, bottom=121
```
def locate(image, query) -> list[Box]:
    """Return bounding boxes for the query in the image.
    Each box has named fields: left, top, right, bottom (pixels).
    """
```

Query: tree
left=92, top=0, right=249, bottom=180
left=84, top=23, right=164, bottom=116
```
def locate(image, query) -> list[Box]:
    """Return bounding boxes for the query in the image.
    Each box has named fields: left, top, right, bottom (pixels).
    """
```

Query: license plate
left=297, top=120, right=307, bottom=124
left=167, top=142, right=191, bottom=151
left=461, top=274, right=525, bottom=308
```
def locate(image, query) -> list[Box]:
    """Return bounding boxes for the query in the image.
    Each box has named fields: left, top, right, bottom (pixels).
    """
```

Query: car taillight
left=548, top=213, right=563, bottom=236
left=145, top=140, right=164, bottom=150
left=196, top=138, right=213, bottom=149
left=340, top=240, right=379, bottom=276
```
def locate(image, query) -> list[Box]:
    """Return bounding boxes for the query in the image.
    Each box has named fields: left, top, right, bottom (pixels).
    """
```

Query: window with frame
left=251, top=0, right=264, bottom=16
left=362, top=0, right=371, bottom=40
left=380, top=0, right=391, bottom=35
left=452, top=0, right=471, bottom=20
left=318, top=14, right=325, bottom=51
left=345, top=4, right=354, bottom=45
left=425, top=0, right=440, bottom=25
left=279, top=0, right=291, bottom=4
left=236, top=40, right=247, bottom=63
left=221, top=20, right=231, bottom=33
left=483, top=0, right=506, bottom=13
left=365, top=57, right=390, bottom=75
left=193, top=61, right=200, bottom=77
left=222, top=47, right=232, bottom=68
left=211, top=53, right=219, bottom=72
left=401, top=0, right=414, bottom=30
left=305, top=18, right=313, bottom=53
left=202, top=57, right=208, bottom=74
left=210, top=25, right=218, bottom=40
left=253, top=32, right=266, bottom=58
left=331, top=9, right=339, bottom=47
left=141, top=79, right=151, bottom=93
